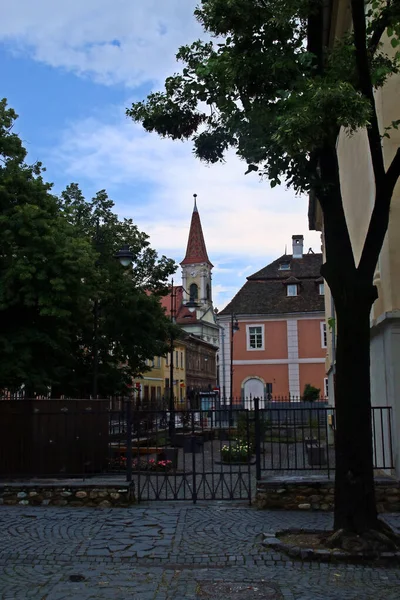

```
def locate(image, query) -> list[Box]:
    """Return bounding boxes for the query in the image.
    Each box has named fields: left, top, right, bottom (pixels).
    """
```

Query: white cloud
left=51, top=108, right=322, bottom=264
left=0, top=0, right=201, bottom=87
left=212, top=284, right=239, bottom=312
left=237, top=265, right=253, bottom=278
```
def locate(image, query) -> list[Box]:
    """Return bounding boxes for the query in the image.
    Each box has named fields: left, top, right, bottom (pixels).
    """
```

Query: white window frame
left=324, top=377, right=329, bottom=398
left=321, top=321, right=327, bottom=348
left=287, top=284, right=298, bottom=297
left=319, top=282, right=325, bottom=295
left=279, top=262, right=290, bottom=270
left=246, top=324, right=265, bottom=351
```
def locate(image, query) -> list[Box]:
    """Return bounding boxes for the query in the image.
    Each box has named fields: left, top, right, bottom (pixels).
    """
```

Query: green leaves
left=127, top=0, right=400, bottom=196
left=0, top=100, right=177, bottom=396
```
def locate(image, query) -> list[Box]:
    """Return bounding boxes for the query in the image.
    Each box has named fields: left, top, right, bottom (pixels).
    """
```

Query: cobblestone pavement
left=1, top=504, right=400, bottom=599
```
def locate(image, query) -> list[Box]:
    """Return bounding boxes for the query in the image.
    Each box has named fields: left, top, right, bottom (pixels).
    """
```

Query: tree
left=0, top=99, right=177, bottom=397
left=58, top=183, right=177, bottom=397
left=127, top=0, right=400, bottom=545
left=0, top=99, right=96, bottom=394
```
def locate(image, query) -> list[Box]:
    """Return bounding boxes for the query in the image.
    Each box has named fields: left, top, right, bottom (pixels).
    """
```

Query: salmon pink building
left=217, top=235, right=327, bottom=403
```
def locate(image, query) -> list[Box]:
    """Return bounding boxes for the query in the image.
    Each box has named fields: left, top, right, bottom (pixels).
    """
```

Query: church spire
left=181, top=194, right=213, bottom=267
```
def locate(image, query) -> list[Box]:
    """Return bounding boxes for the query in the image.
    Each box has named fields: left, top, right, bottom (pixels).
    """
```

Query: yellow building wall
left=160, top=342, right=187, bottom=407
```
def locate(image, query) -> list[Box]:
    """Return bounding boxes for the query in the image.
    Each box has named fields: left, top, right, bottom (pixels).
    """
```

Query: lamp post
left=92, top=218, right=100, bottom=399
left=168, top=279, right=196, bottom=439
left=230, top=313, right=239, bottom=425
left=168, top=279, right=197, bottom=441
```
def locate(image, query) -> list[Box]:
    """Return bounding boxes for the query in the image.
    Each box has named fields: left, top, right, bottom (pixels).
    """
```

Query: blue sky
left=0, top=0, right=321, bottom=310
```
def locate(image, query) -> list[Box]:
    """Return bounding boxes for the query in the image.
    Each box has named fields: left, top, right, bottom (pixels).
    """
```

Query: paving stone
left=0, top=505, right=399, bottom=598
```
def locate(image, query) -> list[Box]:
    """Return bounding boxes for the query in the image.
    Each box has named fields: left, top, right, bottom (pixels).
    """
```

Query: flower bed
left=107, top=457, right=174, bottom=471
left=220, top=442, right=251, bottom=464
left=133, top=458, right=174, bottom=472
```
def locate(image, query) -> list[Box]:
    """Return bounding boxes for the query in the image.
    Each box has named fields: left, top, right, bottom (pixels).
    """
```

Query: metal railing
left=0, top=398, right=394, bottom=502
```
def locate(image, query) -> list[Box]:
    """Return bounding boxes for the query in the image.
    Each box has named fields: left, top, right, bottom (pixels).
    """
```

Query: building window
left=175, top=350, right=179, bottom=366
left=324, top=378, right=329, bottom=398
left=180, top=352, right=183, bottom=368
left=206, top=283, right=210, bottom=300
left=287, top=284, right=298, bottom=297
left=190, top=283, right=198, bottom=302
left=319, top=282, right=325, bottom=295
left=166, top=353, right=169, bottom=366
left=279, top=262, right=290, bottom=270
left=155, top=356, right=161, bottom=368
left=321, top=322, right=327, bottom=348
left=247, top=324, right=264, bottom=350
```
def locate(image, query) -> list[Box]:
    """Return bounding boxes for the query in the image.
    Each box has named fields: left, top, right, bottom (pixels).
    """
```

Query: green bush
left=236, top=412, right=269, bottom=453
left=302, top=384, right=320, bottom=402
left=221, top=442, right=250, bottom=463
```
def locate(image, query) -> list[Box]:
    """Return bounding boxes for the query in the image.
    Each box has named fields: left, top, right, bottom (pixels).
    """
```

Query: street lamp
left=169, top=279, right=196, bottom=439
left=115, top=244, right=134, bottom=267
left=230, top=313, right=239, bottom=424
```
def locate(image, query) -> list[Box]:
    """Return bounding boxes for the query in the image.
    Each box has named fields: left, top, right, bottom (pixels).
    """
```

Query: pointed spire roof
left=181, top=194, right=213, bottom=267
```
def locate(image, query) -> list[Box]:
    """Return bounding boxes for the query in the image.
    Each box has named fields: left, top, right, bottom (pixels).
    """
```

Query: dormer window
left=319, top=282, right=324, bottom=295
left=279, top=262, right=290, bottom=270
left=283, top=276, right=300, bottom=296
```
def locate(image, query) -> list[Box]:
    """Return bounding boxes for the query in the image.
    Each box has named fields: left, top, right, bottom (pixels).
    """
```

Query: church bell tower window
left=190, top=283, right=198, bottom=302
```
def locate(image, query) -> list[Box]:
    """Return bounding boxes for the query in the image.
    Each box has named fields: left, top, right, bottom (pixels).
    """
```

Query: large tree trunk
left=333, top=281, right=379, bottom=532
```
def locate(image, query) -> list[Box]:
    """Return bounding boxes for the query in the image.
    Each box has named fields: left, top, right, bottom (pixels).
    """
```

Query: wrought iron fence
left=0, top=397, right=394, bottom=504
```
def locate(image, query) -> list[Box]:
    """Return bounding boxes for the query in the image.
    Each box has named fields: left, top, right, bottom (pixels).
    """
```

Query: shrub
left=221, top=442, right=250, bottom=463
left=302, top=384, right=320, bottom=402
left=236, top=411, right=269, bottom=453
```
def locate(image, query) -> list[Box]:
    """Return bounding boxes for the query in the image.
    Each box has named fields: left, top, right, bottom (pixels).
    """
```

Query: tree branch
left=386, top=146, right=400, bottom=195
left=358, top=147, right=400, bottom=279
left=351, top=0, right=386, bottom=188
left=368, top=1, right=392, bottom=56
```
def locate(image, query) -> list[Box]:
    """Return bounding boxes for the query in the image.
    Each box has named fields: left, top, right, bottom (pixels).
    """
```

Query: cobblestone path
left=0, top=505, right=400, bottom=599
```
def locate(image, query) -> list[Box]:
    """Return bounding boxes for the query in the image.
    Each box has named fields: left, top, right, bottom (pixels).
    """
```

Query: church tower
left=178, top=194, right=219, bottom=347
left=181, top=194, right=213, bottom=311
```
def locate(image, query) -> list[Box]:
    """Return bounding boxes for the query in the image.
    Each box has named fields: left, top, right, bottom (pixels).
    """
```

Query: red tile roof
left=160, top=285, right=199, bottom=324
left=180, top=201, right=213, bottom=267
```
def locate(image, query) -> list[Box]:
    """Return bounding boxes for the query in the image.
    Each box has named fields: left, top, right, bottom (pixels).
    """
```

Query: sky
left=0, top=0, right=321, bottom=310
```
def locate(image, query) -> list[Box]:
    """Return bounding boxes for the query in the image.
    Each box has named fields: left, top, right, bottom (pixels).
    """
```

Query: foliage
left=236, top=410, right=269, bottom=452
left=132, top=458, right=173, bottom=471
left=58, top=182, right=178, bottom=396
left=127, top=0, right=400, bottom=193
left=0, top=99, right=96, bottom=394
left=0, top=99, right=177, bottom=396
left=221, top=441, right=250, bottom=463
left=302, top=384, right=321, bottom=402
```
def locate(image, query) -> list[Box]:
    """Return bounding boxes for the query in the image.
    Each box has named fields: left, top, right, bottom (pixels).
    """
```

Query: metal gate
left=119, top=403, right=254, bottom=504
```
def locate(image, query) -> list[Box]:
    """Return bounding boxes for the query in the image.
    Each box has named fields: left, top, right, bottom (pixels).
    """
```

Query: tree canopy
left=0, top=99, right=176, bottom=397
left=128, top=0, right=400, bottom=196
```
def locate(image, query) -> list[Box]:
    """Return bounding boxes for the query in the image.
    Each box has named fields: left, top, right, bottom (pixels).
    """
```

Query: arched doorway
left=243, top=378, right=265, bottom=409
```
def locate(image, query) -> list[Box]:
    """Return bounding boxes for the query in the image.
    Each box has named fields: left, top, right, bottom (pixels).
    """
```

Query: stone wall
left=0, top=481, right=135, bottom=507
left=255, top=475, right=400, bottom=512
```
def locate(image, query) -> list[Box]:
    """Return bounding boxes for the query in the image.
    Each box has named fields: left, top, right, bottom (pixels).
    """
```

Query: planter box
left=171, top=433, right=186, bottom=448
left=306, top=445, right=327, bottom=466
left=183, top=437, right=204, bottom=454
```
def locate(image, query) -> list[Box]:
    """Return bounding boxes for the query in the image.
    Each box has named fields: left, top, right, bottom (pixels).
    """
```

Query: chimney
left=292, top=235, right=304, bottom=259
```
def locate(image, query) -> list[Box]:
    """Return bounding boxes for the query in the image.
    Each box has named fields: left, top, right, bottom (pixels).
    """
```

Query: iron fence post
left=254, top=396, right=262, bottom=481
left=191, top=409, right=197, bottom=504
left=126, top=397, right=132, bottom=483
